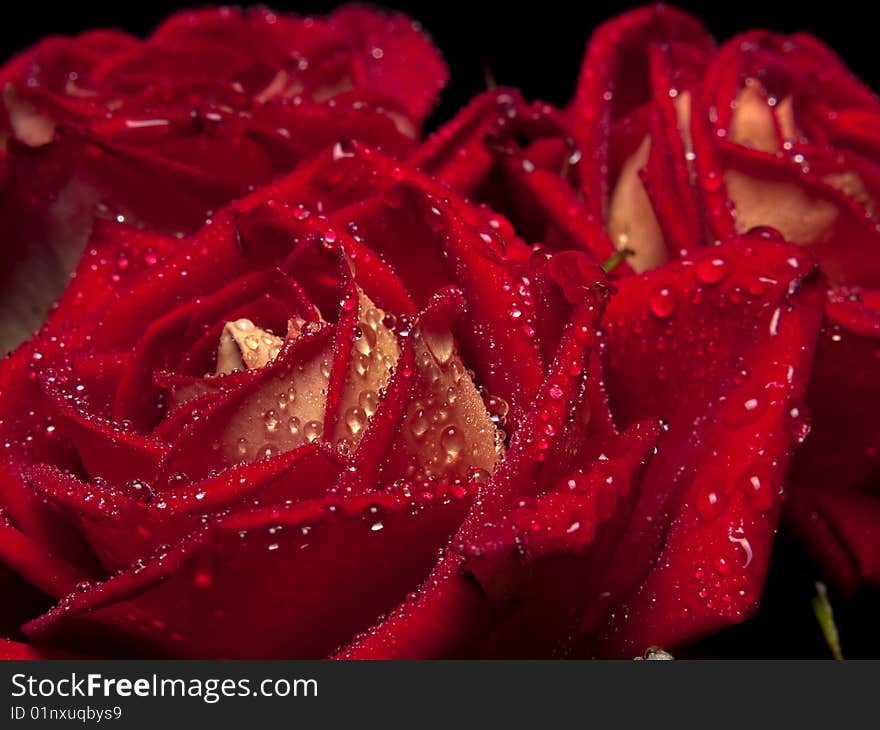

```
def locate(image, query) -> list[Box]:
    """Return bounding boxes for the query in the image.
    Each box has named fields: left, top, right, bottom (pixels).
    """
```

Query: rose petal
left=572, top=4, right=712, bottom=256
left=341, top=279, right=614, bottom=658
left=783, top=288, right=880, bottom=591
left=583, top=237, right=824, bottom=656
left=24, top=491, right=468, bottom=658
left=27, top=442, right=341, bottom=572
left=376, top=290, right=503, bottom=484
left=0, top=516, right=92, bottom=598
left=156, top=325, right=335, bottom=483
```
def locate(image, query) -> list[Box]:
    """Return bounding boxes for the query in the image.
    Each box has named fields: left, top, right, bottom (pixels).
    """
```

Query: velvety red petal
left=584, top=236, right=825, bottom=656
left=27, top=443, right=340, bottom=573
left=48, top=220, right=179, bottom=332
left=112, top=266, right=310, bottom=425
left=783, top=288, right=880, bottom=591
left=342, top=280, right=619, bottom=658
left=39, top=370, right=165, bottom=485
left=0, top=347, right=100, bottom=573
left=412, top=89, right=518, bottom=195
left=639, top=45, right=704, bottom=255
left=24, top=492, right=468, bottom=658
left=572, top=5, right=712, bottom=228
left=152, top=5, right=447, bottom=126
left=786, top=487, right=880, bottom=593
left=789, top=290, right=880, bottom=496
left=0, top=517, right=92, bottom=598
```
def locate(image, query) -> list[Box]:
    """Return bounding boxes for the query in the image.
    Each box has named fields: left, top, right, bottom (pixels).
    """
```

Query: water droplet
left=304, top=420, right=322, bottom=443
left=353, top=352, right=369, bottom=377
left=484, top=394, right=509, bottom=426
left=340, top=295, right=357, bottom=311
left=345, top=406, right=367, bottom=436
left=695, top=257, right=729, bottom=285
left=127, top=479, right=153, bottom=504
left=258, top=444, right=279, bottom=459
left=713, top=556, right=732, bottom=576
left=382, top=311, right=398, bottom=330
left=359, top=390, right=378, bottom=416
left=263, top=409, right=279, bottom=433
left=354, top=331, right=373, bottom=356
left=784, top=405, right=811, bottom=445
left=409, top=408, right=429, bottom=439
left=702, top=171, right=723, bottom=192
left=278, top=389, right=296, bottom=410
left=746, top=225, right=784, bottom=241
left=468, top=467, right=491, bottom=485
left=649, top=286, right=677, bottom=318
left=695, top=488, right=726, bottom=521
left=440, top=425, right=464, bottom=463
left=739, top=469, right=777, bottom=512
left=721, top=393, right=764, bottom=427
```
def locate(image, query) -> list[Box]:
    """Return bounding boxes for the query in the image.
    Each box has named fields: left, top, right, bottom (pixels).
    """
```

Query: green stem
left=600, top=247, right=635, bottom=274
left=812, top=581, right=844, bottom=660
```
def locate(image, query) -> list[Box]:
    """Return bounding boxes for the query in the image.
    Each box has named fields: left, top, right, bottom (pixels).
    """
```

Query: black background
left=2, top=0, right=879, bottom=658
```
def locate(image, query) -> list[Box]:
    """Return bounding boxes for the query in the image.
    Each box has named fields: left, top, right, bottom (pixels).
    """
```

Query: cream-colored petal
left=215, top=318, right=284, bottom=374
left=824, top=170, right=873, bottom=214
left=607, top=136, right=668, bottom=273
left=775, top=96, right=798, bottom=142
left=726, top=169, right=838, bottom=244
left=218, top=337, right=332, bottom=464
left=391, top=320, right=504, bottom=480
left=3, top=85, right=55, bottom=148
left=331, top=289, right=400, bottom=448
left=730, top=81, right=779, bottom=154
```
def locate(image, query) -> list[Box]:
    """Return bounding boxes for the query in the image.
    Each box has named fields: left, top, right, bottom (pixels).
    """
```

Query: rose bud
left=0, top=141, right=823, bottom=658
left=0, top=5, right=447, bottom=350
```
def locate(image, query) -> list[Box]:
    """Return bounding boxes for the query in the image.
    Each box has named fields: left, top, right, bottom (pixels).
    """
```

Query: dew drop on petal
left=695, top=256, right=729, bottom=285
left=649, top=286, right=677, bottom=318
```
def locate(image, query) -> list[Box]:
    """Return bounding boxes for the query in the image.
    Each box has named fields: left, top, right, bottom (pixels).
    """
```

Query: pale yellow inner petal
left=216, top=318, right=284, bottom=374
left=729, top=82, right=780, bottom=154
left=394, top=319, right=504, bottom=480
left=331, top=290, right=401, bottom=448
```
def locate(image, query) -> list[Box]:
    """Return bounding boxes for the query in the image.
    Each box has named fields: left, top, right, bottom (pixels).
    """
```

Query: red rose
left=571, top=6, right=880, bottom=594
left=423, top=5, right=880, bottom=595
left=0, top=134, right=823, bottom=658
left=0, top=5, right=447, bottom=349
